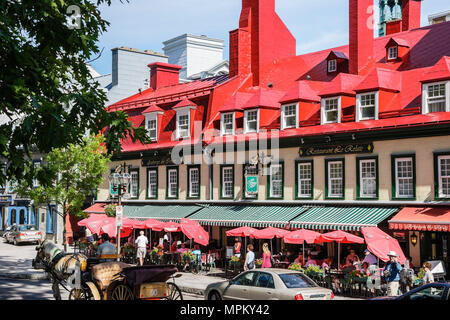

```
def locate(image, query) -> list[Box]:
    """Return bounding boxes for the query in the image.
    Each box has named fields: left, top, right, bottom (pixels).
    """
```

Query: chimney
left=349, top=0, right=374, bottom=75
left=148, top=62, right=182, bottom=90
left=402, top=0, right=422, bottom=32
left=229, top=0, right=296, bottom=85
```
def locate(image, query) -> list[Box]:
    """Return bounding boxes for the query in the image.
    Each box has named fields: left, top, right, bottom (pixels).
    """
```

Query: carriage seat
left=91, top=262, right=131, bottom=292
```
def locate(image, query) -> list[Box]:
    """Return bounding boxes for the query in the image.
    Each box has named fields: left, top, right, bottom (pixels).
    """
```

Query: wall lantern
left=410, top=232, right=418, bottom=246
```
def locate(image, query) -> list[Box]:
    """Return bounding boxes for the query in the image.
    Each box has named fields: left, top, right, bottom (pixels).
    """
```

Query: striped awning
left=187, top=205, right=308, bottom=228
left=123, top=205, right=202, bottom=222
left=289, top=206, right=399, bottom=231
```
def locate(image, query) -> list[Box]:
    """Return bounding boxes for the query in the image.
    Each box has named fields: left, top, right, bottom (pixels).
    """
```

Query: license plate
left=139, top=283, right=167, bottom=299
left=310, top=294, right=326, bottom=299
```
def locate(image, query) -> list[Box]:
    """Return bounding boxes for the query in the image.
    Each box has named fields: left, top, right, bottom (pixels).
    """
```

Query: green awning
left=289, top=206, right=399, bottom=231
left=187, top=205, right=308, bottom=228
left=123, top=205, right=202, bottom=221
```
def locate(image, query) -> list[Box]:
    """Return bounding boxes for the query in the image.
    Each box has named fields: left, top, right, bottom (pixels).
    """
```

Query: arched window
left=19, top=209, right=25, bottom=224
left=10, top=209, right=16, bottom=225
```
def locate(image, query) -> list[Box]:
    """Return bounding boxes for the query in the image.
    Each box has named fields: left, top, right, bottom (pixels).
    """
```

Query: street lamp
left=411, top=232, right=418, bottom=246
left=108, top=165, right=131, bottom=261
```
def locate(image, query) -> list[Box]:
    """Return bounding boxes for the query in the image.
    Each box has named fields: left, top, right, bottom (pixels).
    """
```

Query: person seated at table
left=362, top=249, right=378, bottom=265
left=163, top=239, right=170, bottom=252
left=97, top=233, right=116, bottom=260
left=345, top=249, right=360, bottom=266
left=321, top=258, right=333, bottom=270
left=177, top=242, right=188, bottom=254
left=192, top=244, right=201, bottom=255
left=170, top=239, right=178, bottom=253
left=360, top=262, right=370, bottom=275
left=294, top=253, right=304, bottom=265
left=304, top=255, right=318, bottom=267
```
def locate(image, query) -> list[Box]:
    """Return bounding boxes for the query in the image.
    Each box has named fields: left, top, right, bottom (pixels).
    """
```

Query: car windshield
left=279, top=273, right=317, bottom=289
left=18, top=225, right=37, bottom=231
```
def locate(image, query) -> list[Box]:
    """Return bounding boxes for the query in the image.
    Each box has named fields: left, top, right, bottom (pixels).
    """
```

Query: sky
left=89, top=0, right=450, bottom=75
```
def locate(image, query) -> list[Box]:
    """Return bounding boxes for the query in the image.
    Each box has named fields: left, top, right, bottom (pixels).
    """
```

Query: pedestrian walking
left=383, top=251, right=403, bottom=296
left=261, top=243, right=272, bottom=268
left=135, top=231, right=148, bottom=266
left=234, top=238, right=242, bottom=258
left=244, top=244, right=255, bottom=271
left=422, top=262, right=434, bottom=284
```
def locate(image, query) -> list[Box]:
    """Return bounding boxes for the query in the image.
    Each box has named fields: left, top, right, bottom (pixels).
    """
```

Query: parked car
left=2, top=226, right=13, bottom=241
left=4, top=224, right=42, bottom=245
left=204, top=269, right=334, bottom=300
left=372, top=282, right=450, bottom=301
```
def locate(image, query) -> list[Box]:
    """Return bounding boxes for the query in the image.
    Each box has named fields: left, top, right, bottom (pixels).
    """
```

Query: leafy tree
left=17, top=134, right=111, bottom=251
left=0, top=0, right=149, bottom=187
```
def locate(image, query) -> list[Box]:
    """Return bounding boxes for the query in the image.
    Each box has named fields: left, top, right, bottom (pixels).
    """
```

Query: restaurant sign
left=299, top=142, right=374, bottom=157
left=245, top=175, right=258, bottom=195
left=0, top=195, right=12, bottom=204
left=142, top=155, right=174, bottom=167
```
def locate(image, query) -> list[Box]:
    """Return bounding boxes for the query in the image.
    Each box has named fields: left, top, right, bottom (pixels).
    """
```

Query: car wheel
left=208, top=291, right=221, bottom=300
left=13, top=238, right=18, bottom=246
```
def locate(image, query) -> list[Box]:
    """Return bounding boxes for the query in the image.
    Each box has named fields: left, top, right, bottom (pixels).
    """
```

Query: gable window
left=357, top=92, right=378, bottom=121
left=392, top=155, right=415, bottom=199
left=322, top=97, right=341, bottom=124
left=32, top=161, right=41, bottom=188
left=146, top=116, right=158, bottom=141
left=296, top=161, right=313, bottom=199
left=244, top=109, right=259, bottom=133
left=221, top=165, right=234, bottom=199
left=176, top=110, right=190, bottom=139
left=268, top=163, right=283, bottom=199
left=357, top=158, right=378, bottom=199
left=281, top=104, right=298, bottom=129
left=147, top=168, right=158, bottom=199
left=221, top=113, right=235, bottom=135
left=129, top=169, right=139, bottom=199
left=423, top=82, right=450, bottom=114
left=167, top=167, right=178, bottom=199
left=326, top=159, right=344, bottom=199
left=435, top=154, right=450, bottom=199
left=388, top=47, right=398, bottom=60
left=328, top=59, right=337, bottom=72
left=188, top=166, right=200, bottom=198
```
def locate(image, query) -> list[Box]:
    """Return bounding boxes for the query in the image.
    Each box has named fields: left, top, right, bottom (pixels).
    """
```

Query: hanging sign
left=245, top=175, right=258, bottom=195
left=116, top=205, right=123, bottom=227
left=299, top=142, right=374, bottom=157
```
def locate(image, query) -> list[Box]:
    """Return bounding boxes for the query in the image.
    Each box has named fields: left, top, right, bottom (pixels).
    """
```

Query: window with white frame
left=146, top=116, right=158, bottom=141
left=322, top=98, right=340, bottom=124
left=437, top=155, right=450, bottom=198
left=147, top=169, right=157, bottom=198
left=281, top=104, right=298, bottom=129
left=297, top=162, right=312, bottom=198
left=328, top=59, right=337, bottom=72
left=167, top=168, right=178, bottom=198
left=327, top=160, right=344, bottom=198
left=221, top=113, right=235, bottom=135
left=357, top=92, right=378, bottom=121
left=222, top=166, right=234, bottom=198
left=188, top=167, right=200, bottom=198
left=244, top=109, right=259, bottom=133
left=176, top=110, right=190, bottom=138
left=423, top=82, right=449, bottom=114
left=359, top=159, right=377, bottom=198
left=269, top=163, right=283, bottom=198
left=32, top=161, right=41, bottom=188
left=388, top=47, right=398, bottom=60
left=129, top=170, right=139, bottom=198
left=394, top=157, right=414, bottom=198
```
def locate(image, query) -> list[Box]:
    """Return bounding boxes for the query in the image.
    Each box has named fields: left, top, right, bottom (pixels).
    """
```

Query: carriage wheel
left=69, top=288, right=89, bottom=300
left=162, top=282, right=183, bottom=300
left=110, top=284, right=134, bottom=300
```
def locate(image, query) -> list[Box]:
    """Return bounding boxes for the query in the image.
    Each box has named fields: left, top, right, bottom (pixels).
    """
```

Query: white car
left=4, top=224, right=42, bottom=245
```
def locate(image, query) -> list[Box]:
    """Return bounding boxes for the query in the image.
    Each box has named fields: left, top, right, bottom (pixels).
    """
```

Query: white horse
left=33, top=240, right=87, bottom=300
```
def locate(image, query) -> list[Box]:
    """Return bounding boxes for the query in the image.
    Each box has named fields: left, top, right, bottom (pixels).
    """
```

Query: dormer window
left=328, top=60, right=337, bottom=73
left=176, top=110, right=190, bottom=139
left=356, top=92, right=379, bottom=121
left=422, top=81, right=450, bottom=114
left=221, top=112, right=235, bottom=135
left=388, top=46, right=398, bottom=60
left=281, top=103, right=298, bottom=129
left=244, top=109, right=259, bottom=133
left=145, top=114, right=158, bottom=141
left=321, top=97, right=341, bottom=124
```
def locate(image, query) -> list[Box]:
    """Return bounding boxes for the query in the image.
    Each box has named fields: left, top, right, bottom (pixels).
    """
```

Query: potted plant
left=255, top=258, right=263, bottom=268
left=288, top=263, right=305, bottom=273
left=182, top=251, right=194, bottom=264
left=305, top=265, right=325, bottom=279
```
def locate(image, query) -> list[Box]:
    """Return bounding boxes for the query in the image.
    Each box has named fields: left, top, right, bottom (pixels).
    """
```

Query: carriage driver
left=97, top=233, right=116, bottom=261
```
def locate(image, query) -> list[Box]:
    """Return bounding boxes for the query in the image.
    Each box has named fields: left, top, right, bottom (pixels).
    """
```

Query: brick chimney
left=229, top=0, right=296, bottom=85
left=349, top=0, right=374, bottom=75
left=402, top=0, right=422, bottom=32
left=148, top=62, right=182, bottom=90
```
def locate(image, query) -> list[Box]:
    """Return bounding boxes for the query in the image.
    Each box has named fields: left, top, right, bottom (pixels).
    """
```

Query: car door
left=222, top=271, right=257, bottom=300
left=248, top=272, right=277, bottom=300
left=402, top=284, right=448, bottom=301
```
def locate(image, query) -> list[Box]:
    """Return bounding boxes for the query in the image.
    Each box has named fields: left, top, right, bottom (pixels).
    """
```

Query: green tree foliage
left=17, top=134, right=111, bottom=250
left=0, top=0, right=149, bottom=186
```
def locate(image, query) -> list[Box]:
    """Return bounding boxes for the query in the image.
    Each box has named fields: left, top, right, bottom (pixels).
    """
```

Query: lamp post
left=109, top=164, right=131, bottom=261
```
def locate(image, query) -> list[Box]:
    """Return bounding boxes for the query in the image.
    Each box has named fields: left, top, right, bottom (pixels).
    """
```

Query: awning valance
left=289, top=206, right=399, bottom=231
left=389, top=207, right=450, bottom=232
left=83, top=203, right=108, bottom=214
left=187, top=205, right=308, bottom=228
left=123, top=205, right=202, bottom=222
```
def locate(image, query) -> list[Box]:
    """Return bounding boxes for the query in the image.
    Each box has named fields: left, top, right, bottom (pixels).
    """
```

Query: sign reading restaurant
left=299, top=142, right=374, bottom=157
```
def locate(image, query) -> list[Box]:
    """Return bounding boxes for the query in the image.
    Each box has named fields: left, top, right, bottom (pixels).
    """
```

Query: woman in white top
left=422, top=262, right=434, bottom=284
left=244, top=244, right=255, bottom=271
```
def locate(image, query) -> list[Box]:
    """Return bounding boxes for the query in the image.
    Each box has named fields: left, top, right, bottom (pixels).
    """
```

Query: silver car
left=4, top=224, right=42, bottom=245
left=204, top=269, right=334, bottom=300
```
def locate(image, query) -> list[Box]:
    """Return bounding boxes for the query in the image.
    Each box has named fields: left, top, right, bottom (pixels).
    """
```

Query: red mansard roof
left=355, top=68, right=402, bottom=93
left=421, top=56, right=450, bottom=83
left=142, top=104, right=164, bottom=114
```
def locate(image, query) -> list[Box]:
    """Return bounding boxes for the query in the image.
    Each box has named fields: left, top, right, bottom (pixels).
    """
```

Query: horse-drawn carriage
left=33, top=240, right=183, bottom=301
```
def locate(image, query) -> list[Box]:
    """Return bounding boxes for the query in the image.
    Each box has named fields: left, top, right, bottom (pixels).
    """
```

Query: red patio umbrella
left=99, top=221, right=132, bottom=238
left=180, top=218, right=209, bottom=246
left=77, top=214, right=108, bottom=227
left=226, top=226, right=258, bottom=255
left=251, top=226, right=290, bottom=253
left=315, top=230, right=364, bottom=270
left=158, top=221, right=181, bottom=233
left=85, top=217, right=115, bottom=235
left=144, top=218, right=164, bottom=230
left=361, top=227, right=406, bottom=265
left=284, top=229, right=321, bottom=263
